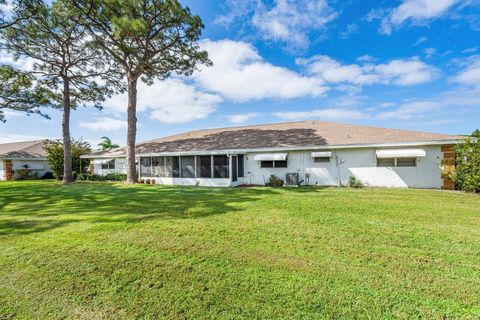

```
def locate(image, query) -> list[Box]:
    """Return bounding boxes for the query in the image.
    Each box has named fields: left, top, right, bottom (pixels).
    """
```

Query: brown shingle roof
left=0, top=140, right=48, bottom=159
left=83, top=120, right=463, bottom=157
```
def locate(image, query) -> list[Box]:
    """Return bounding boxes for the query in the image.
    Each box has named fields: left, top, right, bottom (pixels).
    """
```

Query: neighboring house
left=0, top=140, right=52, bottom=181
left=81, top=121, right=461, bottom=189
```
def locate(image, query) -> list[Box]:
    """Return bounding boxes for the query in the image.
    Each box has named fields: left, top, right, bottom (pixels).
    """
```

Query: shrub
left=104, top=172, right=127, bottom=181
left=265, top=175, right=284, bottom=187
left=445, top=130, right=480, bottom=193
left=348, top=176, right=364, bottom=188
left=76, top=172, right=127, bottom=182
left=14, top=165, right=39, bottom=180
left=76, top=173, right=103, bottom=181
left=43, top=139, right=91, bottom=180
left=40, top=172, right=55, bottom=180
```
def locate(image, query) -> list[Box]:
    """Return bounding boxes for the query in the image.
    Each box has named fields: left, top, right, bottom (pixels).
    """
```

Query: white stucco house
left=0, top=140, right=52, bottom=180
left=81, top=120, right=461, bottom=189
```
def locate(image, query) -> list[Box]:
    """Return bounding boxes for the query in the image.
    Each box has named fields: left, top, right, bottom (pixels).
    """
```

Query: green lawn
left=0, top=181, right=479, bottom=319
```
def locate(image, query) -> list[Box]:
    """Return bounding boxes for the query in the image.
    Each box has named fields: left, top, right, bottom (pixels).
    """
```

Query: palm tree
left=98, top=136, right=119, bottom=150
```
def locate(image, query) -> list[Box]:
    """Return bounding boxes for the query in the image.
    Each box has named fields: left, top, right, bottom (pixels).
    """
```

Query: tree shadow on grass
left=0, top=181, right=281, bottom=235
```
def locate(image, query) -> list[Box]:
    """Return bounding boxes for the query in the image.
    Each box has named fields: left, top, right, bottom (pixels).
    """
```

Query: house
left=0, top=140, right=52, bottom=180
left=81, top=121, right=461, bottom=189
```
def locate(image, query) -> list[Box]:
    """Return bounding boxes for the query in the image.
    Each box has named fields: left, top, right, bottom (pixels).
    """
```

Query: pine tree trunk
left=125, top=77, right=138, bottom=184
left=62, top=77, right=73, bottom=184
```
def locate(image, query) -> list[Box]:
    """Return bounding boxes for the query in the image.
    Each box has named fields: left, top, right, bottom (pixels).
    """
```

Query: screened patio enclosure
left=139, top=154, right=244, bottom=183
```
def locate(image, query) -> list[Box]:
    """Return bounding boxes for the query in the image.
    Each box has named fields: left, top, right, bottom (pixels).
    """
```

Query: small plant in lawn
left=348, top=175, right=364, bottom=188
left=265, top=175, right=284, bottom=187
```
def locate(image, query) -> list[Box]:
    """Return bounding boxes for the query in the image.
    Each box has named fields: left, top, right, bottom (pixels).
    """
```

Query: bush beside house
left=443, top=130, right=480, bottom=193
left=43, top=139, right=92, bottom=180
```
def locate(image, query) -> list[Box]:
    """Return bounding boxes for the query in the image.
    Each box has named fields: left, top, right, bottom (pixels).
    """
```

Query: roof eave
left=0, top=157, right=48, bottom=161
left=80, top=139, right=461, bottom=159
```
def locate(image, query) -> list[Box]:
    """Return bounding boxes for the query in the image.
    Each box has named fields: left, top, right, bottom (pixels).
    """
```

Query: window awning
left=311, top=151, right=332, bottom=158
left=92, top=158, right=113, bottom=165
left=376, top=149, right=426, bottom=158
left=253, top=153, right=288, bottom=161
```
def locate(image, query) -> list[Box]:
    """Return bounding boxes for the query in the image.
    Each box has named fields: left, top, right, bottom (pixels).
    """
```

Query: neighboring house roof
left=0, top=140, right=48, bottom=159
left=82, top=120, right=463, bottom=158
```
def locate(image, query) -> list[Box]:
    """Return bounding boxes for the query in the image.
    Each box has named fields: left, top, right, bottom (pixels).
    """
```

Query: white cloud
left=79, top=117, right=127, bottom=131
left=1, top=110, right=25, bottom=118
left=423, top=47, right=437, bottom=58
left=356, top=55, right=375, bottom=62
left=273, top=108, right=367, bottom=121
left=104, top=78, right=222, bottom=124
left=0, top=133, right=53, bottom=143
left=452, top=56, right=480, bottom=88
left=376, top=85, right=480, bottom=121
left=339, top=24, right=359, bottom=39
left=0, top=51, right=35, bottom=71
left=194, top=39, right=328, bottom=101
left=380, top=0, right=461, bottom=35
left=227, top=112, right=263, bottom=123
left=377, top=101, right=440, bottom=120
left=297, top=55, right=376, bottom=85
left=412, top=36, right=427, bottom=46
left=298, top=55, right=438, bottom=86
left=462, top=47, right=478, bottom=54
left=217, top=0, right=338, bottom=51
left=379, top=102, right=396, bottom=108
left=375, top=58, right=439, bottom=85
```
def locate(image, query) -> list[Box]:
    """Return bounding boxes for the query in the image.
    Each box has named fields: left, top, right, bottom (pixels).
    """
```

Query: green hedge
left=76, top=172, right=127, bottom=182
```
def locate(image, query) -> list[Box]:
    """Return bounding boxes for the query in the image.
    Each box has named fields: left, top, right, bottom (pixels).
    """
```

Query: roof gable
left=0, top=140, right=48, bottom=159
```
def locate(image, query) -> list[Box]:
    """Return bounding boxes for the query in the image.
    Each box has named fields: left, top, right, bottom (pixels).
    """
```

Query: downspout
left=336, top=154, right=343, bottom=187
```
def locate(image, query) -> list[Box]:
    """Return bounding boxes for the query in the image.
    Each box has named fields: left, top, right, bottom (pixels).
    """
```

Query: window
left=140, top=158, right=152, bottom=176
left=396, top=157, right=416, bottom=167
left=181, top=156, right=195, bottom=178
left=152, top=157, right=165, bottom=177
left=314, top=157, right=330, bottom=163
left=260, top=161, right=273, bottom=168
left=101, top=160, right=115, bottom=170
left=213, top=155, right=229, bottom=178
left=377, top=157, right=417, bottom=167
left=197, top=156, right=212, bottom=178
left=377, top=158, right=395, bottom=167
left=274, top=160, right=288, bottom=168
left=237, top=155, right=244, bottom=178
left=260, top=160, right=287, bottom=168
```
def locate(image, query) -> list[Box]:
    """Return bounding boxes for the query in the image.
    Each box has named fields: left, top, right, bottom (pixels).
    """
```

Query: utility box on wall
left=285, top=172, right=299, bottom=187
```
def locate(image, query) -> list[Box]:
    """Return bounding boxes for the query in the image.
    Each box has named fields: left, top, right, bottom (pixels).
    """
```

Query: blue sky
left=1, top=0, right=480, bottom=147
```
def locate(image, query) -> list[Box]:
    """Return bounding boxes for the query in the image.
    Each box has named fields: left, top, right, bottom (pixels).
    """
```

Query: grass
left=0, top=181, right=479, bottom=319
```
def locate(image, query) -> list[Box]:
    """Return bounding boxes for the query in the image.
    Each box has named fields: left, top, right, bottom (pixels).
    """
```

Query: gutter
left=0, top=157, right=48, bottom=161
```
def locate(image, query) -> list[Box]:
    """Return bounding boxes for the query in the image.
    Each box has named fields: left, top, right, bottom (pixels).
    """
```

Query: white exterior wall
left=89, top=145, right=444, bottom=189
left=92, top=158, right=126, bottom=176
left=244, top=145, right=443, bottom=189
left=12, top=159, right=51, bottom=179
left=334, top=146, right=442, bottom=188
